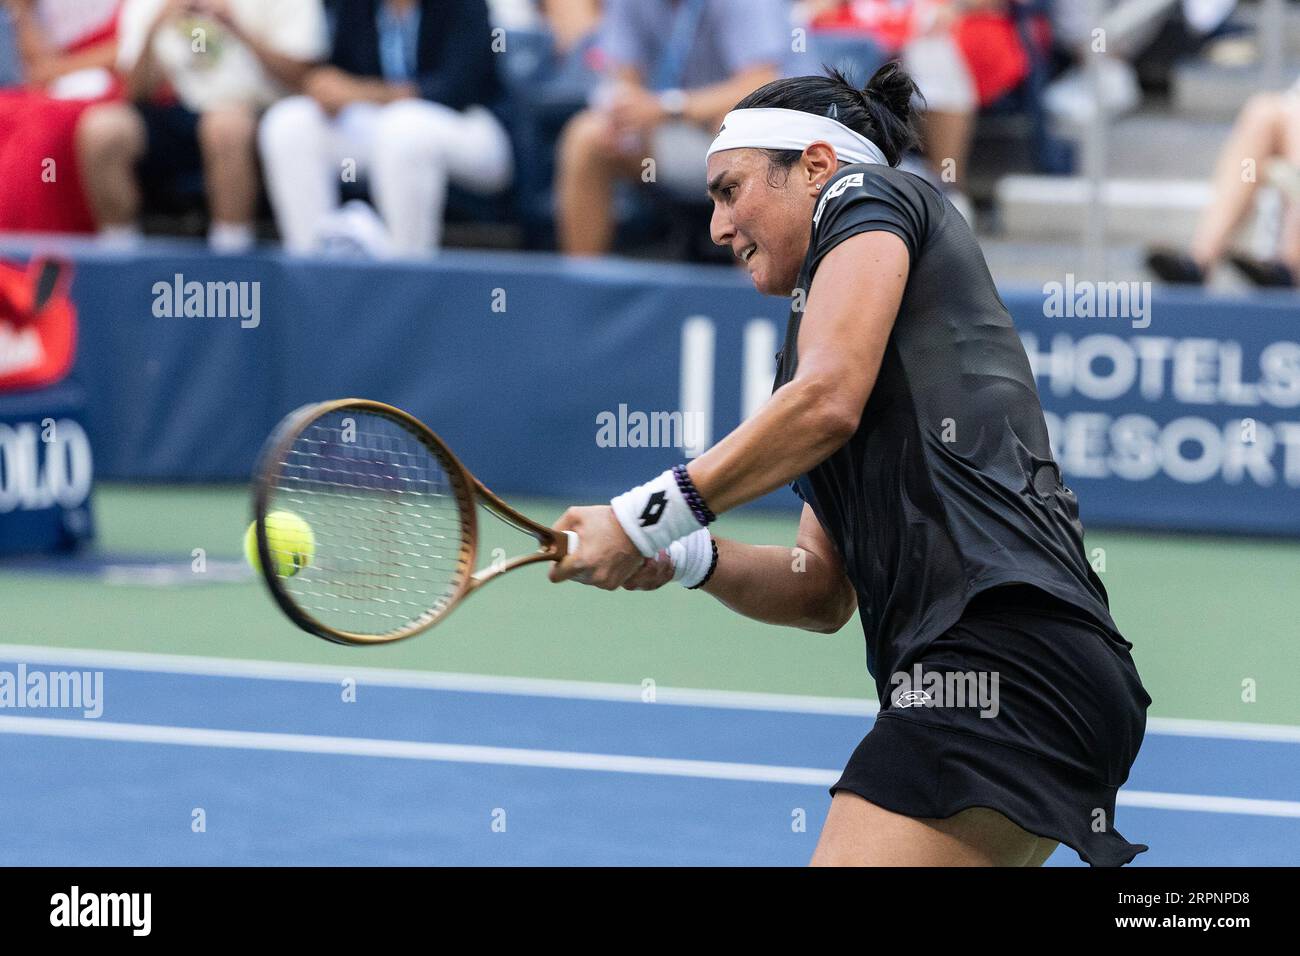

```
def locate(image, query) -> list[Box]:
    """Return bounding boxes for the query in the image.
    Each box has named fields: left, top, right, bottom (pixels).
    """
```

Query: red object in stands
left=0, top=257, right=77, bottom=392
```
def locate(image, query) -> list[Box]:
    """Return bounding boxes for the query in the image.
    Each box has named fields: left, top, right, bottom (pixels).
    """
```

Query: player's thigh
left=810, top=791, right=1047, bottom=866
left=1025, top=836, right=1059, bottom=867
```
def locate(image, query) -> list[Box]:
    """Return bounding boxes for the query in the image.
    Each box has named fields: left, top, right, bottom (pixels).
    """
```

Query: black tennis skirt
left=831, top=583, right=1153, bottom=867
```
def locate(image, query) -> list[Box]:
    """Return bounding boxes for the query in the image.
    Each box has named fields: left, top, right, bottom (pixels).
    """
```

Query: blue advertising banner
left=1020, top=293, right=1300, bottom=536
left=0, top=241, right=1295, bottom=536
left=0, top=382, right=95, bottom=555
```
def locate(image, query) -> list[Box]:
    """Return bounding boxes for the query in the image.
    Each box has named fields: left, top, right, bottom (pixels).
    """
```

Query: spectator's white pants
left=258, top=97, right=513, bottom=254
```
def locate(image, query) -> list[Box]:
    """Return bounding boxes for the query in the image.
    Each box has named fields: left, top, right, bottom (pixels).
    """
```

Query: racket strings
left=266, top=411, right=472, bottom=634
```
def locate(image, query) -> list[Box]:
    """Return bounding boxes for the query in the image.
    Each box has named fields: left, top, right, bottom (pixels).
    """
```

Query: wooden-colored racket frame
left=252, top=398, right=574, bottom=646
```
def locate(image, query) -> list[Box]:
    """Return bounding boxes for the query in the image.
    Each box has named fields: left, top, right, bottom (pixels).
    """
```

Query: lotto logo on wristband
left=639, top=492, right=667, bottom=527
left=611, top=468, right=707, bottom=558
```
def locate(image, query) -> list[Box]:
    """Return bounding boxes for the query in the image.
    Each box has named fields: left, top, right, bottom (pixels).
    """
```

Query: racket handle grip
left=562, top=530, right=579, bottom=556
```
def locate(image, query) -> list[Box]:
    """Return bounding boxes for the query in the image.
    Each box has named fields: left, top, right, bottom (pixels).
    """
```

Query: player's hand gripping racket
left=250, top=398, right=578, bottom=645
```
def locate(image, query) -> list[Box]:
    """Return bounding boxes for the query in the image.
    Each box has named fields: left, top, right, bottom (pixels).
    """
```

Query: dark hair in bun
left=732, top=61, right=922, bottom=171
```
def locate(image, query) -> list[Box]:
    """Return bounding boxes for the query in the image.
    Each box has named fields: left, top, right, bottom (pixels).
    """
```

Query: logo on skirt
left=888, top=666, right=1000, bottom=718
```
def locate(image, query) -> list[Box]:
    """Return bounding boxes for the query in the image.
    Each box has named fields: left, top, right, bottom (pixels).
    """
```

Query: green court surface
left=3, top=483, right=1298, bottom=726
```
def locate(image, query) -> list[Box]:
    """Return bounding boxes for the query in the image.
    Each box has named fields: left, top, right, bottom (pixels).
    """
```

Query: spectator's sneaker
left=312, top=200, right=393, bottom=260
left=1226, top=253, right=1295, bottom=288
left=1146, top=248, right=1206, bottom=284
left=1043, top=58, right=1140, bottom=125
left=96, top=224, right=143, bottom=251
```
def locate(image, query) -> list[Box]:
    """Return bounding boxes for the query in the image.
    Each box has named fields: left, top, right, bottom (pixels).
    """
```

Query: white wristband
left=669, top=529, right=714, bottom=588
left=610, top=468, right=704, bottom=558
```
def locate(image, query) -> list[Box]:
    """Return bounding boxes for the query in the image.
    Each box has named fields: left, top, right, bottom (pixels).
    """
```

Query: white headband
left=706, top=107, right=888, bottom=167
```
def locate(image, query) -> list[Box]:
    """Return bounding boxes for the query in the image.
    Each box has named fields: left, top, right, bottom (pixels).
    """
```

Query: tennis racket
left=250, top=398, right=578, bottom=645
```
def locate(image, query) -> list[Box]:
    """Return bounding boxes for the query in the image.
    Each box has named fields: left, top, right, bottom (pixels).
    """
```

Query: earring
left=816, top=183, right=823, bottom=190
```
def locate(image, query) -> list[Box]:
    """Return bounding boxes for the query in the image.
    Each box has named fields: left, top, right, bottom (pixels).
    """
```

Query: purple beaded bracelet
left=672, top=463, right=716, bottom=526
left=686, top=537, right=720, bottom=590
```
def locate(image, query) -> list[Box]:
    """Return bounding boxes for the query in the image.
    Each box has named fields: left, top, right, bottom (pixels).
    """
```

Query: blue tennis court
left=1, top=646, right=1296, bottom=867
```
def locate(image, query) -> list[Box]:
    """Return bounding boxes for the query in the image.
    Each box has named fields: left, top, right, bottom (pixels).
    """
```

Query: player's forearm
left=701, top=537, right=856, bottom=633
left=688, top=376, right=860, bottom=514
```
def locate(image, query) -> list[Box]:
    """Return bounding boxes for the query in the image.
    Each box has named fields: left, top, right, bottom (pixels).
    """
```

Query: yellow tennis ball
left=244, top=511, right=316, bottom=577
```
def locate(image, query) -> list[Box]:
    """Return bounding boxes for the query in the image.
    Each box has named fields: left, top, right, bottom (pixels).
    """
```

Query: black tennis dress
left=774, top=163, right=1153, bottom=866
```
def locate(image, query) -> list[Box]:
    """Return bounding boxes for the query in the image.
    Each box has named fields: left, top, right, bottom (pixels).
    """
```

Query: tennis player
left=550, top=62, right=1152, bottom=867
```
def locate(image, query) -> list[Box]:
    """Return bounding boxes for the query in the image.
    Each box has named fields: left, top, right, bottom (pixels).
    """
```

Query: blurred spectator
left=1147, top=83, right=1300, bottom=289
left=4, top=0, right=118, bottom=90
left=76, top=0, right=327, bottom=252
left=554, top=0, right=785, bottom=256
left=1043, top=0, right=1239, bottom=126
left=0, top=7, right=20, bottom=87
left=0, top=0, right=120, bottom=234
left=1049, top=0, right=1237, bottom=103
left=258, top=0, right=512, bottom=257
left=484, top=0, right=536, bottom=29
left=542, top=0, right=600, bottom=54
left=798, top=0, right=1034, bottom=201
left=537, top=0, right=602, bottom=96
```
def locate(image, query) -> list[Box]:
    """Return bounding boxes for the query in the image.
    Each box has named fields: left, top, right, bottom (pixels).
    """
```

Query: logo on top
left=812, top=172, right=864, bottom=227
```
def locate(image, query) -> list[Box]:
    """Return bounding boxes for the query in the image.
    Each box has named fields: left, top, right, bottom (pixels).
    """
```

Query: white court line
left=0, top=643, right=875, bottom=715
left=1, top=715, right=1298, bottom=818
left=0, top=715, right=836, bottom=786
left=1118, top=790, right=1300, bottom=818
left=2, top=643, right=1299, bottom=742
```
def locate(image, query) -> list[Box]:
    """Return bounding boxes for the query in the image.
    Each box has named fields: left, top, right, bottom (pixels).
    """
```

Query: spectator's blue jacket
left=328, top=0, right=504, bottom=115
